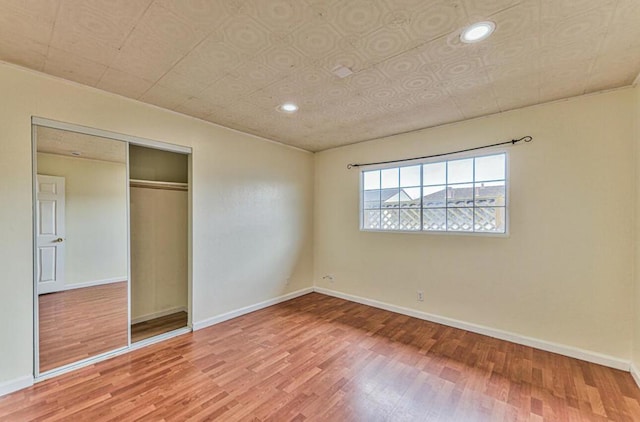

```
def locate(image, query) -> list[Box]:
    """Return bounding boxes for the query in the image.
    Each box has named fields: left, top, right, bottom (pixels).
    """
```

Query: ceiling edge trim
left=0, top=60, right=313, bottom=155
left=317, top=85, right=635, bottom=153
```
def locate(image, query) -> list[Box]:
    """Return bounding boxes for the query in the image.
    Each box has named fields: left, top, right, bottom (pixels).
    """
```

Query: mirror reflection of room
left=129, top=145, right=188, bottom=342
left=35, top=126, right=128, bottom=373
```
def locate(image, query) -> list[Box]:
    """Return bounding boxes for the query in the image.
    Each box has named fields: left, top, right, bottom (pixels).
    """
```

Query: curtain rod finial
left=512, top=135, right=533, bottom=144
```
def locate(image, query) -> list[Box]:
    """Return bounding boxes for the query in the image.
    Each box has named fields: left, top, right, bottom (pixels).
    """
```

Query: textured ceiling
left=37, top=126, right=127, bottom=163
left=2, top=0, right=640, bottom=152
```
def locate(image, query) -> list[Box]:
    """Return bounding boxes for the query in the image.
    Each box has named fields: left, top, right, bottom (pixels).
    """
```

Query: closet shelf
left=130, top=179, right=188, bottom=191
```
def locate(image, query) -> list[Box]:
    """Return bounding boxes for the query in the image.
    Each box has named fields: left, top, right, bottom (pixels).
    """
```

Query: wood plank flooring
left=38, top=282, right=128, bottom=372
left=131, top=311, right=188, bottom=343
left=5, top=292, right=639, bottom=421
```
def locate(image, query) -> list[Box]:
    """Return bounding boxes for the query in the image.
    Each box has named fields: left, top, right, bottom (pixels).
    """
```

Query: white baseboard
left=0, top=375, right=34, bottom=397
left=61, top=277, right=126, bottom=291
left=631, top=363, right=640, bottom=389
left=193, top=287, right=314, bottom=331
left=131, top=306, right=188, bottom=324
left=313, top=287, right=630, bottom=371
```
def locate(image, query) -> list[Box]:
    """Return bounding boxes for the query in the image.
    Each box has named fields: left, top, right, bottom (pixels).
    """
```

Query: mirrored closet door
left=34, top=125, right=129, bottom=373
left=33, top=120, right=191, bottom=376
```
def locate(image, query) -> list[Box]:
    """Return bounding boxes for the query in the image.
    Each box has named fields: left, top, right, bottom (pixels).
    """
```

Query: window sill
left=359, top=228, right=510, bottom=238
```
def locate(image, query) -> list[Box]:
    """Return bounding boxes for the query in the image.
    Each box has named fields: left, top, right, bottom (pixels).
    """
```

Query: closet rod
left=129, top=179, right=188, bottom=191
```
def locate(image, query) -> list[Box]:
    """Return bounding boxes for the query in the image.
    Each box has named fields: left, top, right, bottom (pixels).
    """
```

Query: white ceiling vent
left=331, top=65, right=354, bottom=79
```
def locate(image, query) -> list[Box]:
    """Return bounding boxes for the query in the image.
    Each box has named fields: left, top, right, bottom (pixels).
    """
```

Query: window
left=361, top=153, right=507, bottom=234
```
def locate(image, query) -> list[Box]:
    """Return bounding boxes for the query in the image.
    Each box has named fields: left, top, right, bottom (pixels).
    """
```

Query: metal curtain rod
left=346, top=135, right=533, bottom=169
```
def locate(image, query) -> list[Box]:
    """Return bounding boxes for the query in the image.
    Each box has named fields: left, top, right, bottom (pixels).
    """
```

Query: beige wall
left=314, top=88, right=635, bottom=361
left=634, top=83, right=640, bottom=369
left=0, top=63, right=314, bottom=384
left=130, top=187, right=188, bottom=321
left=37, top=153, right=128, bottom=286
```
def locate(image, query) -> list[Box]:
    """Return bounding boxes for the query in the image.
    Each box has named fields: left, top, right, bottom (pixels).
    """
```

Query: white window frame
left=359, top=150, right=509, bottom=236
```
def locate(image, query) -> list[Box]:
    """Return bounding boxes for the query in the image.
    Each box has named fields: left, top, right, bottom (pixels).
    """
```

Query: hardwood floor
left=38, top=282, right=128, bottom=372
left=5, top=292, right=639, bottom=421
left=131, top=311, right=188, bottom=343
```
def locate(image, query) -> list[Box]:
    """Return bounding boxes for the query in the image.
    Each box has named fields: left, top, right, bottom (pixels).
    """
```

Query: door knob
left=54, top=238, right=64, bottom=243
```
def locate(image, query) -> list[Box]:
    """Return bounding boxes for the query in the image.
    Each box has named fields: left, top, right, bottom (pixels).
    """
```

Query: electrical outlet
left=417, top=291, right=424, bottom=302
left=285, top=278, right=290, bottom=286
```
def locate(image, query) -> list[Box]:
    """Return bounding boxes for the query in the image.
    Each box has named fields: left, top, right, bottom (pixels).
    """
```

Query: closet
left=129, top=145, right=189, bottom=342
left=33, top=118, right=192, bottom=378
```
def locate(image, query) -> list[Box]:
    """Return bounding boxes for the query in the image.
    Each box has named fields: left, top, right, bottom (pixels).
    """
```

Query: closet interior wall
left=129, top=145, right=189, bottom=341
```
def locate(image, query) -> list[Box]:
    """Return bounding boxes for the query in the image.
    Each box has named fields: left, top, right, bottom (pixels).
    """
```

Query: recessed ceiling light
left=460, top=21, right=495, bottom=43
left=278, top=103, right=299, bottom=113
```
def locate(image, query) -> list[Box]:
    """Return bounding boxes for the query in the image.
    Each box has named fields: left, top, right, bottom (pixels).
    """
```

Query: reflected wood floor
left=38, top=282, right=128, bottom=372
left=131, top=311, right=188, bottom=343
left=4, top=293, right=639, bottom=421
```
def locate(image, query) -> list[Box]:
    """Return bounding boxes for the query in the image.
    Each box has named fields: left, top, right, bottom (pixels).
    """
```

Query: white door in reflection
left=36, top=174, right=66, bottom=294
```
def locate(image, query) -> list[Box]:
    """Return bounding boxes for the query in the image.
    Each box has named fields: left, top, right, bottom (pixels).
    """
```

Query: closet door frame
left=31, top=117, right=193, bottom=381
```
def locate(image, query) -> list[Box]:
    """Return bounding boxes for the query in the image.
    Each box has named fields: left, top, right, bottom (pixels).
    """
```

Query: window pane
left=381, top=168, right=399, bottom=188
left=364, top=190, right=381, bottom=209
left=474, top=207, right=506, bottom=233
left=381, top=209, right=399, bottom=230
left=447, top=208, right=473, bottom=231
left=401, top=187, right=421, bottom=208
left=362, top=154, right=507, bottom=234
left=363, top=210, right=381, bottom=229
left=400, top=165, right=420, bottom=187
left=363, top=170, right=380, bottom=190
left=475, top=154, right=505, bottom=182
left=475, top=181, right=505, bottom=206
left=381, top=188, right=400, bottom=208
left=400, top=209, right=421, bottom=231
left=423, top=208, right=446, bottom=231
left=423, top=185, right=446, bottom=208
left=423, top=162, right=446, bottom=186
left=447, top=183, right=473, bottom=207
left=448, top=158, right=473, bottom=183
